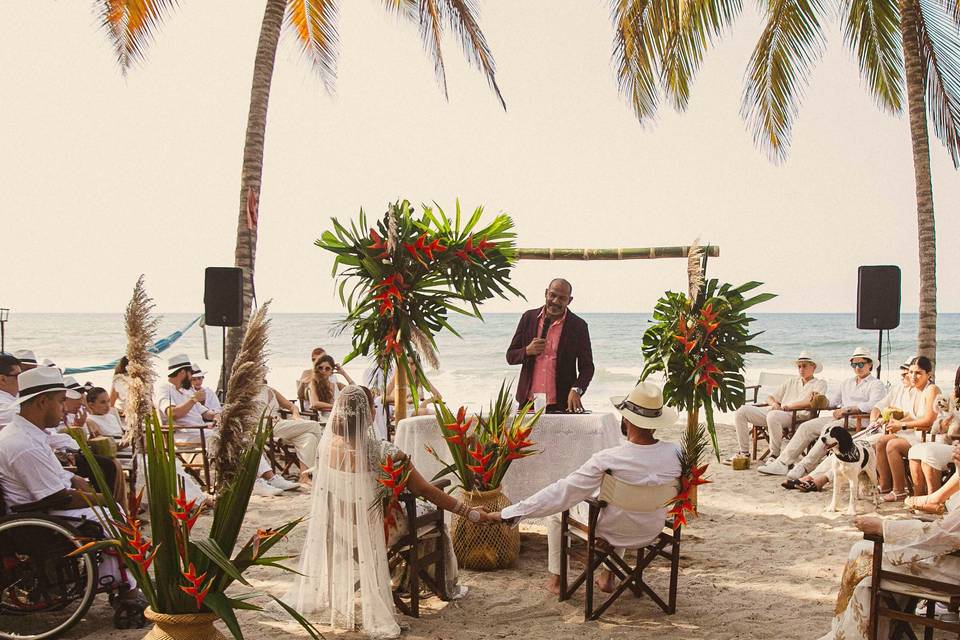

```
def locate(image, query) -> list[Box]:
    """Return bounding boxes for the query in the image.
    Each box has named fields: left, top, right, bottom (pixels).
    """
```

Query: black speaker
left=204, top=267, right=243, bottom=327
left=856, top=266, right=901, bottom=330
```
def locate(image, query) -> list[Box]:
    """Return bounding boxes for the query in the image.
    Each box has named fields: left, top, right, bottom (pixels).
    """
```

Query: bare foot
left=595, top=570, right=616, bottom=593
left=299, top=473, right=312, bottom=486
left=545, top=574, right=561, bottom=595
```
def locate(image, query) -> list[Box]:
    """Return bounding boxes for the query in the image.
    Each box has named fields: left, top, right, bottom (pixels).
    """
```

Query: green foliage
left=640, top=279, right=775, bottom=457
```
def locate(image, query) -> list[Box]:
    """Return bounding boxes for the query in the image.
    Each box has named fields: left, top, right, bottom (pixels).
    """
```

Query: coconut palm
left=609, top=0, right=960, bottom=364
left=96, top=0, right=505, bottom=377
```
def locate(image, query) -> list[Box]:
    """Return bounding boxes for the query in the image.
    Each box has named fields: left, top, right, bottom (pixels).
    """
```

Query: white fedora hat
left=63, top=376, right=92, bottom=393
left=849, top=347, right=873, bottom=362
left=190, top=364, right=206, bottom=378
left=900, top=357, right=914, bottom=371
left=15, top=367, right=81, bottom=405
left=795, top=351, right=822, bottom=374
left=610, top=381, right=678, bottom=429
left=167, top=353, right=192, bottom=374
left=13, top=350, right=37, bottom=366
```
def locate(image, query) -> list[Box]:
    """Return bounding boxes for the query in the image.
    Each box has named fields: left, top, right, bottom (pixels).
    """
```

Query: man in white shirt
left=0, top=367, right=135, bottom=592
left=0, top=352, right=21, bottom=427
left=189, top=365, right=222, bottom=413
left=759, top=347, right=887, bottom=476
left=729, top=352, right=828, bottom=460
left=490, top=381, right=681, bottom=595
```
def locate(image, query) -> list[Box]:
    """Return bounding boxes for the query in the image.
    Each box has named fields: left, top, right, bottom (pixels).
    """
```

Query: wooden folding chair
left=751, top=407, right=817, bottom=461
left=263, top=416, right=301, bottom=478
left=559, top=474, right=681, bottom=621
left=865, top=533, right=960, bottom=640
left=162, top=422, right=214, bottom=491
left=387, top=478, right=451, bottom=618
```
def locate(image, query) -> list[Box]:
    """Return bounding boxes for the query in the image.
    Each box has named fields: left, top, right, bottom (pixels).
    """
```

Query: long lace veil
left=288, top=385, right=400, bottom=638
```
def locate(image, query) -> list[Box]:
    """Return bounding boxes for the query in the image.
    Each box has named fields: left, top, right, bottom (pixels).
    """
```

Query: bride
left=287, top=385, right=484, bottom=638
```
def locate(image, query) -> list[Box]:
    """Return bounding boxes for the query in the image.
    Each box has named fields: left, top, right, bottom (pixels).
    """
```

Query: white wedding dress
left=287, top=386, right=401, bottom=639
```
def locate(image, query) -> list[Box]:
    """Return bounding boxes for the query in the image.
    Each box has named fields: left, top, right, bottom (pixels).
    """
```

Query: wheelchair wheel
left=0, top=515, right=98, bottom=640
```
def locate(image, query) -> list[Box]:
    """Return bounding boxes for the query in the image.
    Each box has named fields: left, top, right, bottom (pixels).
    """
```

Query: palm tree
left=609, top=0, right=960, bottom=364
left=96, top=0, right=505, bottom=377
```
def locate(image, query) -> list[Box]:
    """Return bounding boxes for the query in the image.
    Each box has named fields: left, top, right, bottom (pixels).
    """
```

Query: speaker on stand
left=856, top=266, right=901, bottom=378
left=204, top=267, right=244, bottom=399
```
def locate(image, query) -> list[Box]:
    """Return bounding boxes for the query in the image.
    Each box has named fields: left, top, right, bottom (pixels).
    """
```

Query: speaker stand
left=876, top=330, right=883, bottom=379
left=220, top=319, right=228, bottom=401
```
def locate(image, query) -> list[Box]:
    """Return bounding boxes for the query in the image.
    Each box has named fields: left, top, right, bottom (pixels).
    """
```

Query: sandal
left=882, top=491, right=908, bottom=502
left=906, top=496, right=946, bottom=515
left=797, top=479, right=820, bottom=492
left=781, top=479, right=800, bottom=490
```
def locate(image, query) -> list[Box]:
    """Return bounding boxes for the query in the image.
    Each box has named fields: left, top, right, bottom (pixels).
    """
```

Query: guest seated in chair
left=761, top=347, right=885, bottom=477
left=308, top=354, right=354, bottom=413
left=256, top=381, right=323, bottom=484
left=84, top=386, right=125, bottom=438
left=297, top=346, right=328, bottom=406
left=728, top=351, right=826, bottom=461
left=0, top=352, right=22, bottom=426
left=487, top=381, right=681, bottom=595
left=189, top=365, right=221, bottom=413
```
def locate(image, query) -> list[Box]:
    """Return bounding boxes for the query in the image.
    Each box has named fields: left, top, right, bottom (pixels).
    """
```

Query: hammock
left=63, top=315, right=203, bottom=375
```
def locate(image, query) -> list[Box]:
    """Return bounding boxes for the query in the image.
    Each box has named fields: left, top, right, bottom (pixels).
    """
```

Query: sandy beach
left=62, top=417, right=908, bottom=640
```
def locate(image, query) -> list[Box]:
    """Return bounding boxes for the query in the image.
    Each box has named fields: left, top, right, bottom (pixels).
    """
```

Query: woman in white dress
left=84, top=386, right=125, bottom=438
left=288, top=386, right=478, bottom=638
left=109, top=356, right=129, bottom=412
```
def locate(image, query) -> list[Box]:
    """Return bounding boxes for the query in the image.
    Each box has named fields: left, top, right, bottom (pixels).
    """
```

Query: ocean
left=4, top=313, right=959, bottom=413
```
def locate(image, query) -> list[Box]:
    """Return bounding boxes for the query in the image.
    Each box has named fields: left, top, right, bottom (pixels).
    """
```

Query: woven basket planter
left=143, top=607, right=225, bottom=640
left=451, top=487, right=520, bottom=570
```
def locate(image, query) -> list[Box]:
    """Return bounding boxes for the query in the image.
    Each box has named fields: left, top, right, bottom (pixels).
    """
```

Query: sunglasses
left=316, top=366, right=333, bottom=372
left=850, top=362, right=868, bottom=369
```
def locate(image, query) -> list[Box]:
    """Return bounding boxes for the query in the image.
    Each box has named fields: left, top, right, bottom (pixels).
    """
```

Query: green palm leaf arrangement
left=317, top=199, right=523, bottom=402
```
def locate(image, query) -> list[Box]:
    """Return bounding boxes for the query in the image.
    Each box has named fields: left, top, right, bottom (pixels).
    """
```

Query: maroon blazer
left=506, top=308, right=595, bottom=409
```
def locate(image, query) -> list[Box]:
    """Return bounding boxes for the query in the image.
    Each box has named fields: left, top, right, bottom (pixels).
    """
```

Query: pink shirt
left=529, top=308, right=567, bottom=405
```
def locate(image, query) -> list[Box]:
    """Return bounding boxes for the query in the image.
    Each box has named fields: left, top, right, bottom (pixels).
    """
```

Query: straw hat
left=795, top=351, right=822, bottom=374
left=15, top=367, right=81, bottom=405
left=167, top=353, right=192, bottom=375
left=610, top=381, right=678, bottom=429
left=849, top=347, right=873, bottom=362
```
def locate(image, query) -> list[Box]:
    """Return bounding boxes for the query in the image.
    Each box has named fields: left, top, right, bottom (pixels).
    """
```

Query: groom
left=487, top=381, right=681, bottom=594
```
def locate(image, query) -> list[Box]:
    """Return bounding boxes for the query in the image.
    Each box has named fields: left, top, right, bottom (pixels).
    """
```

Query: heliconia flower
left=697, top=371, right=720, bottom=394
left=674, top=334, right=698, bottom=354
left=170, top=488, right=200, bottom=532
left=699, top=302, right=719, bottom=326
left=377, top=296, right=395, bottom=316
left=180, top=563, right=210, bottom=609
left=424, top=238, right=447, bottom=260
left=368, top=229, right=390, bottom=258
left=671, top=510, right=688, bottom=529
left=690, top=463, right=712, bottom=486
left=696, top=353, right=722, bottom=376
left=473, top=237, right=495, bottom=259
left=445, top=434, right=465, bottom=447
left=384, top=328, right=402, bottom=355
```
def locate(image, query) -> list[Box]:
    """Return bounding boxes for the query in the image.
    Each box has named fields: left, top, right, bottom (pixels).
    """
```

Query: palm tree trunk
left=899, top=0, right=938, bottom=366
left=224, top=0, right=286, bottom=384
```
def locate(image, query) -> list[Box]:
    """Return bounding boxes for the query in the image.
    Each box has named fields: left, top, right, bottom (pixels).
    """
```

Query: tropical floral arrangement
left=73, top=413, right=318, bottom=639
left=428, top=382, right=542, bottom=492
left=318, top=199, right=522, bottom=407
left=640, top=247, right=774, bottom=526
left=375, top=453, right=414, bottom=539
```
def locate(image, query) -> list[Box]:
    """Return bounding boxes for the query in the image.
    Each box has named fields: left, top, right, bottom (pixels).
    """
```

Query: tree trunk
left=223, top=0, right=286, bottom=385
left=899, top=0, right=938, bottom=367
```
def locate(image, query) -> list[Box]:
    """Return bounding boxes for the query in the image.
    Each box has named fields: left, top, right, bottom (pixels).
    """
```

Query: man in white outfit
left=728, top=352, right=827, bottom=461
left=490, top=381, right=681, bottom=595
left=189, top=365, right=222, bottom=413
left=759, top=347, right=886, bottom=476
left=0, top=352, right=22, bottom=427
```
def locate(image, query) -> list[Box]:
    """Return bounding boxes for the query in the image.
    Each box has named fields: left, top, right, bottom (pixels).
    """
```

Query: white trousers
left=793, top=431, right=885, bottom=484
left=273, top=419, right=324, bottom=468
left=176, top=427, right=271, bottom=477
left=777, top=416, right=838, bottom=467
left=545, top=504, right=625, bottom=575
left=734, top=406, right=796, bottom=456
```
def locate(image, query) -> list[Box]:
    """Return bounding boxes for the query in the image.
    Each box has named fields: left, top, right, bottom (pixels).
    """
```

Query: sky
left=1, top=1, right=958, bottom=316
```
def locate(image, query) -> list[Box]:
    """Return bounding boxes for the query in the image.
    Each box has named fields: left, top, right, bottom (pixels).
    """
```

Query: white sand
left=69, top=420, right=912, bottom=640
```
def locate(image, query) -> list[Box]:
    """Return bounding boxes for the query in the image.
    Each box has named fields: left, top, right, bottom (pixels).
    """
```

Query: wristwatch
left=571, top=387, right=583, bottom=396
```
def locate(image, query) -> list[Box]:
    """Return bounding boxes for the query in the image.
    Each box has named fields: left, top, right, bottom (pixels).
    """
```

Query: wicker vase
left=142, top=608, right=226, bottom=640
left=451, top=487, right=520, bottom=570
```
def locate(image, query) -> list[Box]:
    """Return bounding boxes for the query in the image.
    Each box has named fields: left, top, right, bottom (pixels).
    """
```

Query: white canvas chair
left=559, top=473, right=682, bottom=620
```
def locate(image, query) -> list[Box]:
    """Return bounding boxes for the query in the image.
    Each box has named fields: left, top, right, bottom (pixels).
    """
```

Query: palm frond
left=610, top=0, right=663, bottom=121
left=440, top=0, right=506, bottom=109
left=96, top=0, right=177, bottom=73
left=215, top=301, right=272, bottom=491
left=380, top=0, right=418, bottom=17
left=742, top=0, right=828, bottom=162
left=842, top=0, right=904, bottom=113
left=419, top=0, right=449, bottom=100
left=916, top=0, right=960, bottom=167
left=285, top=0, right=339, bottom=93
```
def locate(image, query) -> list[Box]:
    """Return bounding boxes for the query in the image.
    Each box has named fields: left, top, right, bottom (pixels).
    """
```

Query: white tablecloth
left=394, top=412, right=624, bottom=503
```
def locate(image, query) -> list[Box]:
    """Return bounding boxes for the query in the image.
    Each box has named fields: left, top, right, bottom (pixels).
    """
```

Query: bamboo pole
left=516, top=246, right=719, bottom=261
left=393, top=356, right=408, bottom=423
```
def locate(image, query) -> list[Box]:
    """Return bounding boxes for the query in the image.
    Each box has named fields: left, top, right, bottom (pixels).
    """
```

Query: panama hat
left=795, top=351, right=822, bottom=374
left=15, top=367, right=81, bottom=405
left=610, top=381, right=678, bottom=429
left=13, top=350, right=37, bottom=366
left=190, top=364, right=206, bottom=378
left=167, top=353, right=192, bottom=375
left=849, top=347, right=873, bottom=362
left=899, top=357, right=914, bottom=371
left=63, top=376, right=93, bottom=393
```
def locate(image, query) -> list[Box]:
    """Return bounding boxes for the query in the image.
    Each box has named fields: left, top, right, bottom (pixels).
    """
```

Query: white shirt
left=875, top=383, right=917, bottom=413
left=0, top=389, right=18, bottom=427
left=500, top=440, right=682, bottom=548
left=828, top=375, right=888, bottom=413
left=0, top=415, right=74, bottom=510
left=112, top=374, right=129, bottom=405
left=769, top=376, right=827, bottom=405
left=87, top=409, right=125, bottom=438
left=196, top=386, right=221, bottom=413
left=155, top=381, right=209, bottom=427
left=45, top=427, right=78, bottom=450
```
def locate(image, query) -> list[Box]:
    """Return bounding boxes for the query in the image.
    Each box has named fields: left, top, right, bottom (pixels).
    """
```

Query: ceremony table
left=394, top=412, right=624, bottom=503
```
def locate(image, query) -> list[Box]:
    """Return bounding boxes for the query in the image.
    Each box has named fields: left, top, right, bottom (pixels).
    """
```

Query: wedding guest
left=13, top=349, right=38, bottom=371
left=190, top=365, right=221, bottom=413
left=506, top=278, right=594, bottom=413
left=257, top=382, right=323, bottom=484
left=760, top=347, right=885, bottom=476
left=84, top=386, right=125, bottom=438
left=488, top=381, right=681, bottom=595
left=308, top=354, right=354, bottom=413
left=0, top=352, right=21, bottom=427
left=868, top=357, right=920, bottom=423
left=905, top=443, right=960, bottom=514
left=297, top=347, right=327, bottom=406
left=905, top=366, right=960, bottom=495
left=727, top=352, right=826, bottom=461
left=874, top=356, right=941, bottom=502
left=109, top=355, right=129, bottom=409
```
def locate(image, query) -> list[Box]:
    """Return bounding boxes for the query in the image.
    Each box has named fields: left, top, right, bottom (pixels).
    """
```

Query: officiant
left=506, top=278, right=595, bottom=413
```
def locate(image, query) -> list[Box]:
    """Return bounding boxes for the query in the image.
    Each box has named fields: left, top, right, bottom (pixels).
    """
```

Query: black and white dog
left=821, top=426, right=878, bottom=515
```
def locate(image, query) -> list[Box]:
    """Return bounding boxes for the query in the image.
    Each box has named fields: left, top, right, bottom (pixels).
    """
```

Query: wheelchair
left=0, top=489, right=146, bottom=639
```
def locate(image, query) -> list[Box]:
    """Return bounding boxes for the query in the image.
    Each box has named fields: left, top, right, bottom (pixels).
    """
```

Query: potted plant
left=427, top=381, right=542, bottom=570
left=72, top=413, right=319, bottom=640
left=640, top=273, right=774, bottom=525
